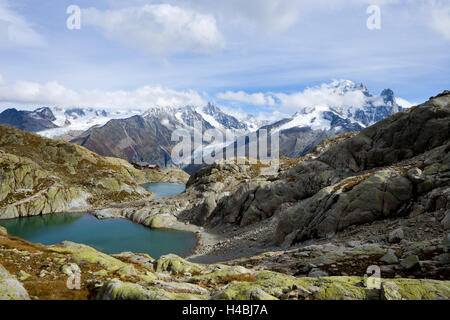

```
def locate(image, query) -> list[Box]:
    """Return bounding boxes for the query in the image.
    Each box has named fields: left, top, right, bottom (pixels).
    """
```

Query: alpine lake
left=0, top=183, right=196, bottom=258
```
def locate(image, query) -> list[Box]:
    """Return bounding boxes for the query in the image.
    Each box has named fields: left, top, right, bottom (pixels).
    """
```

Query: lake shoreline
left=0, top=211, right=198, bottom=260
left=0, top=179, right=264, bottom=264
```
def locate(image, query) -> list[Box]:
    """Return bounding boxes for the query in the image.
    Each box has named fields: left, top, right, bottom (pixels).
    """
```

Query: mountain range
left=0, top=80, right=408, bottom=171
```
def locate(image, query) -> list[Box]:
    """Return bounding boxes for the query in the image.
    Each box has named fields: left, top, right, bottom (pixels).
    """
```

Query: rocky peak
left=203, top=102, right=220, bottom=115
left=329, top=79, right=371, bottom=96
left=64, top=108, right=86, bottom=119
left=30, top=107, right=56, bottom=122
left=380, top=88, right=395, bottom=105
left=0, top=107, right=58, bottom=132
left=95, top=109, right=108, bottom=117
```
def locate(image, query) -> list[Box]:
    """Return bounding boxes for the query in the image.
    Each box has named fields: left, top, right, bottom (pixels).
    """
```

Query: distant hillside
left=70, top=104, right=257, bottom=168
left=0, top=126, right=151, bottom=219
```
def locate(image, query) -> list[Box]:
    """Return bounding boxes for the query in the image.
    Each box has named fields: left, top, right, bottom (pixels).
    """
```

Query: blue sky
left=0, top=0, right=449, bottom=119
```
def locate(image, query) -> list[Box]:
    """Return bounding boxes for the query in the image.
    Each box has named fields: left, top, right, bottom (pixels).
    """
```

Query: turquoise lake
left=142, top=182, right=186, bottom=199
left=0, top=183, right=195, bottom=258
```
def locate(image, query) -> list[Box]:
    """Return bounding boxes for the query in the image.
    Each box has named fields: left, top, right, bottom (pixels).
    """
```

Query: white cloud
left=176, top=0, right=364, bottom=34
left=213, top=0, right=302, bottom=33
left=275, top=83, right=368, bottom=113
left=82, top=4, right=225, bottom=55
left=217, top=91, right=275, bottom=106
left=218, top=80, right=414, bottom=115
left=430, top=5, right=450, bottom=40
left=173, top=0, right=408, bottom=35
left=0, top=77, right=206, bottom=110
left=396, top=97, right=415, bottom=109
left=218, top=81, right=369, bottom=113
left=0, top=76, right=416, bottom=121
left=0, top=0, right=45, bottom=47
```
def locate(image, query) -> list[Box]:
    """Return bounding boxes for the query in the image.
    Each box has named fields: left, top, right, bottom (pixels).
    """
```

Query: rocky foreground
left=0, top=91, right=449, bottom=300
left=0, top=228, right=448, bottom=300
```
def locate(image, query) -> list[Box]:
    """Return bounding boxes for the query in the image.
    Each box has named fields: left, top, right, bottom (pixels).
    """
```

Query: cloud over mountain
left=217, top=80, right=413, bottom=115
left=217, top=91, right=276, bottom=106
left=0, top=76, right=206, bottom=110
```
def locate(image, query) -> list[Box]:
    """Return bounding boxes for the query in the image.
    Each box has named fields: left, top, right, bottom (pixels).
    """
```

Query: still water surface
left=0, top=183, right=194, bottom=258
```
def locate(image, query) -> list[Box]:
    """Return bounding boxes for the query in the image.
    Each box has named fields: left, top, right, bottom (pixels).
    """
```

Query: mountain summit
left=261, top=80, right=405, bottom=158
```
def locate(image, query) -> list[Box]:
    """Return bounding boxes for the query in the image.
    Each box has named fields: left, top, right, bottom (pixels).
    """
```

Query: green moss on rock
left=212, top=282, right=278, bottom=300
left=154, top=254, right=205, bottom=275
left=50, top=241, right=127, bottom=271
left=391, top=279, right=450, bottom=300
left=0, top=264, right=30, bottom=300
left=188, top=265, right=254, bottom=284
left=116, top=265, right=138, bottom=278
left=97, top=279, right=204, bottom=300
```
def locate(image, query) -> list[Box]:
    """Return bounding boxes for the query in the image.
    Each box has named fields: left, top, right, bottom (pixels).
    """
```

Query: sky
left=0, top=0, right=449, bottom=119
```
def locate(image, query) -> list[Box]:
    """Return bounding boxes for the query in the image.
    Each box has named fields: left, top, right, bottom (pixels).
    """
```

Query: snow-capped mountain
left=264, top=80, right=406, bottom=158
left=271, top=80, right=403, bottom=135
left=200, top=103, right=250, bottom=132
left=241, top=114, right=269, bottom=132
left=3, top=103, right=258, bottom=140
left=39, top=107, right=142, bottom=138
left=67, top=103, right=255, bottom=168
left=141, top=103, right=256, bottom=135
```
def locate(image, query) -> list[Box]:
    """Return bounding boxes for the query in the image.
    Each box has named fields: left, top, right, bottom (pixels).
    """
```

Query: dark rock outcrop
left=275, top=91, right=450, bottom=244
left=178, top=91, right=450, bottom=249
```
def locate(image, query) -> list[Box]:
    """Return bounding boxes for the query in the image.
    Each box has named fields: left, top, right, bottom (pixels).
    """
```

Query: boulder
left=407, top=168, right=424, bottom=183
left=152, top=214, right=177, bottom=229
left=433, top=253, right=450, bottom=265
left=381, top=281, right=402, bottom=300
left=276, top=169, right=413, bottom=244
left=443, top=234, right=450, bottom=252
left=154, top=254, right=205, bottom=275
left=18, top=271, right=31, bottom=281
left=380, top=252, right=399, bottom=264
left=61, top=263, right=81, bottom=276
left=112, top=252, right=155, bottom=270
left=116, top=265, right=138, bottom=278
left=388, top=228, right=404, bottom=244
left=191, top=195, right=217, bottom=225
left=400, top=255, right=420, bottom=270
left=308, top=268, right=329, bottom=277
left=212, top=283, right=278, bottom=300
left=144, top=280, right=209, bottom=296
left=442, top=211, right=450, bottom=230
left=50, top=241, right=127, bottom=271
left=0, top=264, right=30, bottom=300
left=96, top=279, right=203, bottom=300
